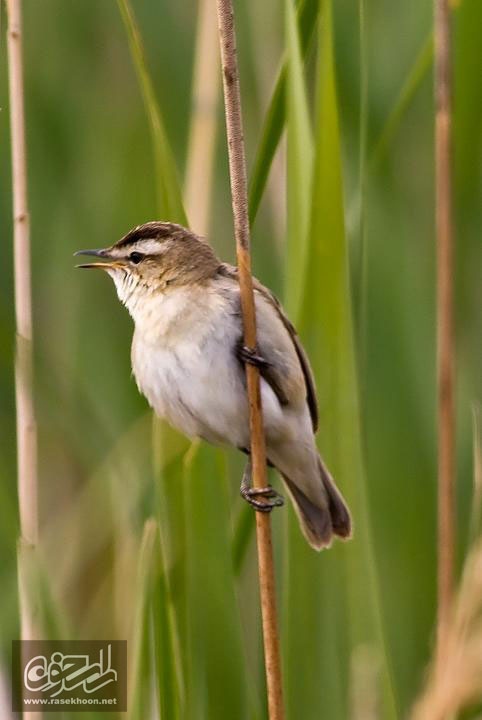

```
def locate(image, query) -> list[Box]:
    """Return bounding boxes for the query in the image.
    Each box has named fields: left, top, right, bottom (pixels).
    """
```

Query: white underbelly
left=132, top=329, right=284, bottom=449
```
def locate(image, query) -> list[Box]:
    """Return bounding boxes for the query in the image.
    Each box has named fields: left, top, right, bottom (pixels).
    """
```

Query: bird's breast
left=131, top=290, right=250, bottom=446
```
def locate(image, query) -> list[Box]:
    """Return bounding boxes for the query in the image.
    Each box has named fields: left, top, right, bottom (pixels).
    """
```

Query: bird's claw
left=238, top=344, right=271, bottom=370
left=240, top=459, right=284, bottom=512
left=240, top=485, right=284, bottom=513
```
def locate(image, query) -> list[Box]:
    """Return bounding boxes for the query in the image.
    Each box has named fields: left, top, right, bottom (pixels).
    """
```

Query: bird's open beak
left=74, top=248, right=118, bottom=270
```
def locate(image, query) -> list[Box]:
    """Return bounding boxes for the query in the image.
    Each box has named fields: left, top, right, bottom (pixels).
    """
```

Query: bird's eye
left=129, top=252, right=144, bottom=264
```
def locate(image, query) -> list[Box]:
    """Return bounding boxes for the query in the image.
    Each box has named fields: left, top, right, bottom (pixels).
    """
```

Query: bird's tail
left=283, top=456, right=351, bottom=551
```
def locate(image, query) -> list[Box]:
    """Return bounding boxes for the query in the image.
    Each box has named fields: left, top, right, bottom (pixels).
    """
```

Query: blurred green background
left=0, top=0, right=480, bottom=718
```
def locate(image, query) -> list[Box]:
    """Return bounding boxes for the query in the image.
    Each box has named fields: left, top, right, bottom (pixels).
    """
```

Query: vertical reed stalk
left=434, top=0, right=455, bottom=659
left=215, top=1, right=284, bottom=718
left=185, top=0, right=220, bottom=235
left=6, top=0, right=38, bottom=641
left=7, top=7, right=41, bottom=719
left=6, top=0, right=37, bottom=547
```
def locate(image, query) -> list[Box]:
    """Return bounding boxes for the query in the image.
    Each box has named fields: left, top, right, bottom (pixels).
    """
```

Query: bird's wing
left=216, top=263, right=319, bottom=432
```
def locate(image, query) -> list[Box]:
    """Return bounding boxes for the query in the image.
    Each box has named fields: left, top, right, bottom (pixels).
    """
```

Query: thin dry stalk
left=185, top=0, right=220, bottom=235
left=434, top=0, right=455, bottom=659
left=470, top=405, right=482, bottom=540
left=215, top=1, right=284, bottom=718
left=6, top=9, right=41, bottom=720
left=6, top=0, right=37, bottom=548
left=6, top=0, right=39, bottom=652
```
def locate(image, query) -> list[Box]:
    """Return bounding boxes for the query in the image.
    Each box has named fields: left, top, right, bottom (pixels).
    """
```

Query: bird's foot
left=240, top=485, right=285, bottom=513
left=240, top=460, right=284, bottom=513
left=237, top=343, right=271, bottom=370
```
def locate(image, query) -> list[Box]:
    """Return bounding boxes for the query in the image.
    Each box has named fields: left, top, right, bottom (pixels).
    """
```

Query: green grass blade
left=117, top=0, right=187, bottom=224
left=152, top=533, right=183, bottom=720
left=127, top=518, right=183, bottom=720
left=285, top=0, right=313, bottom=318
left=127, top=516, right=183, bottom=720
left=128, top=518, right=158, bottom=720
left=283, top=1, right=398, bottom=717
left=348, top=30, right=433, bottom=279
left=248, top=0, right=318, bottom=225
left=152, top=418, right=190, bottom=714
left=183, top=443, right=249, bottom=719
left=369, top=32, right=433, bottom=169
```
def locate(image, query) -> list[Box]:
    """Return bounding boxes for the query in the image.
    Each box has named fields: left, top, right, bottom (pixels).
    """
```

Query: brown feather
left=217, top=263, right=319, bottom=432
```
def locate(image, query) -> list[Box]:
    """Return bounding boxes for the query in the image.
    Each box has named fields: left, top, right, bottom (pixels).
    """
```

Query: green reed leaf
left=117, top=0, right=187, bottom=224
left=370, top=32, right=433, bottom=169
left=182, top=443, right=249, bottom=719
left=248, top=0, right=318, bottom=226
left=285, top=0, right=314, bottom=319
left=283, top=1, right=398, bottom=717
left=128, top=519, right=158, bottom=720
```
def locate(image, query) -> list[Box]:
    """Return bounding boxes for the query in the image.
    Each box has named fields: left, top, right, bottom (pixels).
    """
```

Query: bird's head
left=75, top=221, right=220, bottom=312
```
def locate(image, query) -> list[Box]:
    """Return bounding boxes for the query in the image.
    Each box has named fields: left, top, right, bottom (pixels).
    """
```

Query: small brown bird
left=76, top=222, right=351, bottom=550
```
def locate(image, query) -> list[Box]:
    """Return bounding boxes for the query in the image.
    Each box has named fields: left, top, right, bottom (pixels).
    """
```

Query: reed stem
left=6, top=14, right=40, bottom=720
left=215, top=1, right=284, bottom=717
left=434, top=0, right=455, bottom=659
left=6, top=0, right=37, bottom=550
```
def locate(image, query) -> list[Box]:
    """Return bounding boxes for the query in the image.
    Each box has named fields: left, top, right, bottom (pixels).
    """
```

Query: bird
left=75, top=221, right=351, bottom=550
